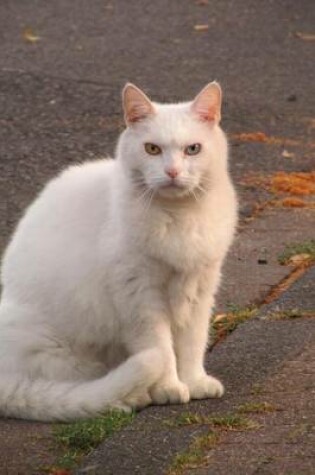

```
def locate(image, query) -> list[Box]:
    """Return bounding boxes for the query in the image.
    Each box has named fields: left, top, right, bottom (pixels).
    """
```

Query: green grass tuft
left=52, top=410, right=134, bottom=469
left=168, top=431, right=220, bottom=475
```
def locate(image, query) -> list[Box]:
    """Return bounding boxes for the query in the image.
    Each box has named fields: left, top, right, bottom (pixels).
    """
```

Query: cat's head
left=117, top=82, right=227, bottom=200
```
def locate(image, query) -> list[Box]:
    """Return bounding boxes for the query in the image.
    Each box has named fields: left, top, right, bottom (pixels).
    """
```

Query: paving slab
left=217, top=208, right=315, bottom=311
left=192, top=339, right=315, bottom=475
left=261, top=265, right=315, bottom=315
left=0, top=420, right=60, bottom=475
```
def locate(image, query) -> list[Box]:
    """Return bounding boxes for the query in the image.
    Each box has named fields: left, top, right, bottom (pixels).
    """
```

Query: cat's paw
left=187, top=375, right=224, bottom=400
left=150, top=380, right=190, bottom=405
left=124, top=390, right=152, bottom=410
left=109, top=401, right=133, bottom=413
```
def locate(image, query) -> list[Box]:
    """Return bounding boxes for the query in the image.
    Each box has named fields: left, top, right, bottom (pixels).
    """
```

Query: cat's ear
left=191, top=82, right=222, bottom=124
left=122, top=83, right=155, bottom=125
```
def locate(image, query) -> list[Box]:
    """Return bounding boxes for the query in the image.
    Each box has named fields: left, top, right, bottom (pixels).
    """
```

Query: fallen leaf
left=194, top=24, right=209, bottom=31
left=231, top=132, right=300, bottom=146
left=295, top=31, right=315, bottom=41
left=279, top=197, right=308, bottom=208
left=49, top=470, right=71, bottom=475
left=288, top=253, right=312, bottom=265
left=23, top=27, right=40, bottom=43
left=282, top=149, right=295, bottom=158
left=271, top=172, right=315, bottom=196
left=213, top=313, right=227, bottom=323
left=195, top=0, right=209, bottom=5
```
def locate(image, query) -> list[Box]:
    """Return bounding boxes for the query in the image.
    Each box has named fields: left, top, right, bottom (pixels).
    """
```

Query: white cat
left=0, top=82, right=237, bottom=421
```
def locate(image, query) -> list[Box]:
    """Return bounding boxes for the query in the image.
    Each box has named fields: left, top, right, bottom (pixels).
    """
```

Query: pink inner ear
left=128, top=103, right=152, bottom=123
left=123, top=84, right=155, bottom=125
left=191, top=83, right=222, bottom=124
left=195, top=105, right=217, bottom=122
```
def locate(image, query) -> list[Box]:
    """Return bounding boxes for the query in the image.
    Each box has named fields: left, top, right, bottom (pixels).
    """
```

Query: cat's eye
left=185, top=143, right=202, bottom=156
left=144, top=143, right=162, bottom=156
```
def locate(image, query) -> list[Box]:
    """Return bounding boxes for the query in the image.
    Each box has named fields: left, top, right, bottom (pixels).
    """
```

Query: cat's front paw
left=187, top=374, right=224, bottom=400
left=150, top=380, right=190, bottom=405
left=123, top=390, right=152, bottom=410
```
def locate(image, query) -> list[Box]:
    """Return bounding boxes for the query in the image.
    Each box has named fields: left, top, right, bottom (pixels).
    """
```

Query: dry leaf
left=213, top=313, right=227, bottom=323
left=295, top=31, right=315, bottom=41
left=279, top=197, right=308, bottom=208
left=282, top=149, right=295, bottom=159
left=194, top=24, right=209, bottom=31
left=271, top=172, right=315, bottom=196
left=49, top=469, right=71, bottom=475
left=288, top=253, right=312, bottom=265
left=23, top=27, right=40, bottom=43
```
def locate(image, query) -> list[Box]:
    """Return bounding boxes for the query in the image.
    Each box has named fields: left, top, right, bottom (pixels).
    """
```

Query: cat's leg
left=174, top=298, right=224, bottom=399
left=124, top=317, right=189, bottom=406
left=0, top=302, right=166, bottom=419
left=173, top=268, right=224, bottom=400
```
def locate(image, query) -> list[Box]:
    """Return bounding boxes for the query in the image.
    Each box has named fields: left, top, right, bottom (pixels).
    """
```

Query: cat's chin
left=155, top=185, right=191, bottom=199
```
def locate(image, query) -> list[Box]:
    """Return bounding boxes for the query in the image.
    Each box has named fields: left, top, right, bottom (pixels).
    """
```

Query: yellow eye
left=144, top=143, right=162, bottom=156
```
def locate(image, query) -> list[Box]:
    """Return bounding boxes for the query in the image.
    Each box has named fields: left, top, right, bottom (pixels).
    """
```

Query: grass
left=165, top=411, right=258, bottom=431
left=278, top=239, right=315, bottom=265
left=167, top=411, right=259, bottom=474
left=52, top=410, right=134, bottom=470
left=165, top=412, right=257, bottom=430
left=211, top=305, right=258, bottom=344
left=266, top=309, right=315, bottom=320
left=238, top=401, right=277, bottom=414
left=168, top=431, right=220, bottom=475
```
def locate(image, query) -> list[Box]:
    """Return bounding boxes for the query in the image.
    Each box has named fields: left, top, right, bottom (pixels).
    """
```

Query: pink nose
left=165, top=167, right=179, bottom=179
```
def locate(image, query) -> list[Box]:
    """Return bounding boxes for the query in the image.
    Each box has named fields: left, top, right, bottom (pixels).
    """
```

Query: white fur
left=0, top=84, right=237, bottom=421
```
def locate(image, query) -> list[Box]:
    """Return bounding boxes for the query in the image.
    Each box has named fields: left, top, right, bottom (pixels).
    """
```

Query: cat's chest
left=145, top=212, right=214, bottom=272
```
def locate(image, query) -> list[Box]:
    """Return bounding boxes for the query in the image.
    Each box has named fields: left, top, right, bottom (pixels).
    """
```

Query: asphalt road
left=0, top=2, right=314, bottom=474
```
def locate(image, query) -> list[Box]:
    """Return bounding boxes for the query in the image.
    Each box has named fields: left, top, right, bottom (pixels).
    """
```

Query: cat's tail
left=0, top=349, right=163, bottom=421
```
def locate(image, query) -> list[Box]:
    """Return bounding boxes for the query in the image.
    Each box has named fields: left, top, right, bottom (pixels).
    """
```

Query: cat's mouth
left=154, top=179, right=192, bottom=198
left=159, top=181, right=185, bottom=189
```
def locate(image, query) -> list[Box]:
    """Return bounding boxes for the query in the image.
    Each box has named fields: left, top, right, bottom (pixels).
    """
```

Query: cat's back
left=1, top=159, right=117, bottom=282
left=15, top=158, right=115, bottom=233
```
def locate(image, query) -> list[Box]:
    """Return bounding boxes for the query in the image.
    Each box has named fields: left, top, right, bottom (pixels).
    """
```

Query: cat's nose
left=165, top=167, right=179, bottom=179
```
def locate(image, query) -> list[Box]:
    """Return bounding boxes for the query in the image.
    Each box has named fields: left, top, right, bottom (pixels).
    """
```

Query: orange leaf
left=23, top=27, right=40, bottom=43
